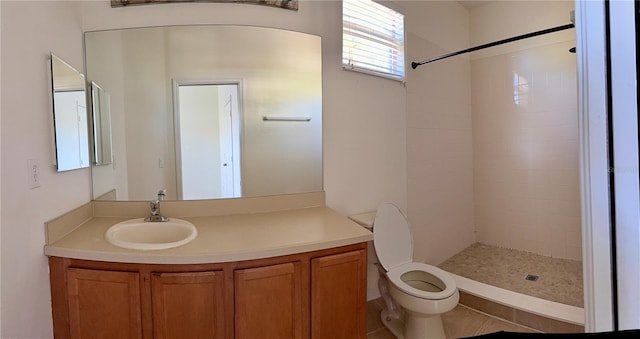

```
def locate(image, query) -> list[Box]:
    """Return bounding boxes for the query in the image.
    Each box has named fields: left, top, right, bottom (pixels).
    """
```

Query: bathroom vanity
left=44, top=193, right=372, bottom=339
left=45, top=22, right=368, bottom=338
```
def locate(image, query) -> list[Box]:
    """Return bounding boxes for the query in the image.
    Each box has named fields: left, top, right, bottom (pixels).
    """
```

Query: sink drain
left=525, top=274, right=539, bottom=282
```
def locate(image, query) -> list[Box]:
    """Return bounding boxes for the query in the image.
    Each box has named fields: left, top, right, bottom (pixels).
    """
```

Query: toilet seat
left=374, top=203, right=457, bottom=300
left=387, top=262, right=457, bottom=300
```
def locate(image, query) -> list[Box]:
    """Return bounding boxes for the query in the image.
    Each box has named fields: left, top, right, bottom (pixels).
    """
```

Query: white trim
left=575, top=0, right=614, bottom=332
left=342, top=65, right=406, bottom=83
left=452, top=274, right=584, bottom=326
left=172, top=80, right=184, bottom=200
left=609, top=0, right=640, bottom=330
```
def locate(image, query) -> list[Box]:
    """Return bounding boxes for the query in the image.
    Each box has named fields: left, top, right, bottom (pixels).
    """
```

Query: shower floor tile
left=438, top=243, right=583, bottom=308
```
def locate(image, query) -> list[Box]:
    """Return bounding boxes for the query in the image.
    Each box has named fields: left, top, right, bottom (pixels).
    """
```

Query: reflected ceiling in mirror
left=85, top=25, right=322, bottom=201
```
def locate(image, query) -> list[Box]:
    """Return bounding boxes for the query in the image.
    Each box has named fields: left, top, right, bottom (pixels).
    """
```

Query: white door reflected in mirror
left=175, top=82, right=242, bottom=200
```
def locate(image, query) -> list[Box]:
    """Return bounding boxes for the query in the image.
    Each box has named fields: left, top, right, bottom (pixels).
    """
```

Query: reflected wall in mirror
left=85, top=25, right=322, bottom=201
left=91, top=81, right=113, bottom=166
left=50, top=54, right=90, bottom=172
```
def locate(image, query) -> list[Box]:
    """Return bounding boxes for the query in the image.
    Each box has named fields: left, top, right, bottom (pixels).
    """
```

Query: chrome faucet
left=145, top=189, right=169, bottom=222
left=157, top=189, right=166, bottom=201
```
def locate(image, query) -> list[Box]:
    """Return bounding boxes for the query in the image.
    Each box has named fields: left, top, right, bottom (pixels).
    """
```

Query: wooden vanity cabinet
left=311, top=250, right=367, bottom=338
left=50, top=260, right=230, bottom=339
left=234, top=262, right=303, bottom=338
left=151, top=271, right=226, bottom=339
left=66, top=268, right=143, bottom=339
left=48, top=243, right=366, bottom=339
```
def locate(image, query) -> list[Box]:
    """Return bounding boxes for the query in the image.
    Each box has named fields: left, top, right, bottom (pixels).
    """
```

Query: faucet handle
left=150, top=199, right=160, bottom=215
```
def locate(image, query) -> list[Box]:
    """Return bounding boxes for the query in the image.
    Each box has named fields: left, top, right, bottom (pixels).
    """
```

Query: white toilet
left=373, top=203, right=459, bottom=339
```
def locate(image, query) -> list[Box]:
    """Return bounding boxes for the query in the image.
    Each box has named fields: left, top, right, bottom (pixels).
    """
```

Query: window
left=512, top=72, right=529, bottom=106
left=343, top=0, right=405, bottom=81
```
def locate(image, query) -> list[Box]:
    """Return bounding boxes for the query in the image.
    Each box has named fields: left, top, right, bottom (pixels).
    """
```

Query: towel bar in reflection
left=262, top=116, right=312, bottom=122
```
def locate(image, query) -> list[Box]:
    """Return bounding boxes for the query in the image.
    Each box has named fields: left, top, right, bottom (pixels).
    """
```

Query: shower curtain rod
left=411, top=23, right=575, bottom=69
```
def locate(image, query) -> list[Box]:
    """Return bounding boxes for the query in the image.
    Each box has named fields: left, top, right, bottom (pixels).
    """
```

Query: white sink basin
left=105, top=218, right=197, bottom=250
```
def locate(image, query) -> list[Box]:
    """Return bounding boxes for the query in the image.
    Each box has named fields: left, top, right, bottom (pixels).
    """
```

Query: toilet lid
left=373, top=203, right=413, bottom=271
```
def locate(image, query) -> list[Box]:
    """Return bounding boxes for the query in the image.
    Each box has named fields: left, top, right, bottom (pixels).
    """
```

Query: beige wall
left=1, top=1, right=89, bottom=337
left=469, top=1, right=581, bottom=260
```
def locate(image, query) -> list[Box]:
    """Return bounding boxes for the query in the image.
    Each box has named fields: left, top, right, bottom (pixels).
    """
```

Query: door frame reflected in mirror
left=91, top=81, right=113, bottom=166
left=173, top=80, right=243, bottom=200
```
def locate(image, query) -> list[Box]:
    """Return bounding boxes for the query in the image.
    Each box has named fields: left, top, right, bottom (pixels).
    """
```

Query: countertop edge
left=44, top=206, right=374, bottom=264
left=44, top=234, right=373, bottom=264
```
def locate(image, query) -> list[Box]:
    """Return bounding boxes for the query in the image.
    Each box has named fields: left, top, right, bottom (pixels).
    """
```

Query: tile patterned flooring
left=366, top=297, right=537, bottom=338
left=367, top=242, right=584, bottom=337
left=438, top=243, right=583, bottom=308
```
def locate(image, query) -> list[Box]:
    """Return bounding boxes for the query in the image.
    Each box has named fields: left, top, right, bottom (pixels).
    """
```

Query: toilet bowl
left=373, top=203, right=459, bottom=339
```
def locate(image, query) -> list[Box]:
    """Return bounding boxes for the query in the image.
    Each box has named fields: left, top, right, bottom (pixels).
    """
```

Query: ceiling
left=458, top=0, right=492, bottom=10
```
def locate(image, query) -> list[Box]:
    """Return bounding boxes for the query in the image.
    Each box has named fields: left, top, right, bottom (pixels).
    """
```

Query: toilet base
left=405, top=312, right=446, bottom=339
left=381, top=309, right=446, bottom=339
left=381, top=309, right=405, bottom=339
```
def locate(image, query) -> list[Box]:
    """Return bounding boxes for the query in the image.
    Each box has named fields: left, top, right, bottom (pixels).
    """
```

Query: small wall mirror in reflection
left=50, top=53, right=90, bottom=171
left=91, top=81, right=113, bottom=166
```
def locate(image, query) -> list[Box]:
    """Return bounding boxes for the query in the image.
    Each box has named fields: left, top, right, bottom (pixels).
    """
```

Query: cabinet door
left=234, top=262, right=303, bottom=339
left=66, top=268, right=142, bottom=339
left=311, top=250, right=367, bottom=339
left=151, top=271, right=225, bottom=339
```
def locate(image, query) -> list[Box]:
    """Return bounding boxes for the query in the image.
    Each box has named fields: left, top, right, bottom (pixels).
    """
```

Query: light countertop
left=44, top=206, right=373, bottom=264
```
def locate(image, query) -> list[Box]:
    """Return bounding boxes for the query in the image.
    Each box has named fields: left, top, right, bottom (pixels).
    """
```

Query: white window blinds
left=343, top=0, right=405, bottom=81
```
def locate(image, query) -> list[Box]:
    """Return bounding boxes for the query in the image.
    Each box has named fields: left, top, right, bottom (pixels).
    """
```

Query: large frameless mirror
left=50, top=54, right=90, bottom=172
left=85, top=25, right=322, bottom=201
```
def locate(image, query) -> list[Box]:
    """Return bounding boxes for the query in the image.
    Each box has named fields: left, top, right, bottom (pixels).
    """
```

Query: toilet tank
left=348, top=212, right=376, bottom=230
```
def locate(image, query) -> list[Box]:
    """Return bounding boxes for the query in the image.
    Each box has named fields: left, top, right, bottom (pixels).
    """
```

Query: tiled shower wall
left=471, top=31, right=580, bottom=260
